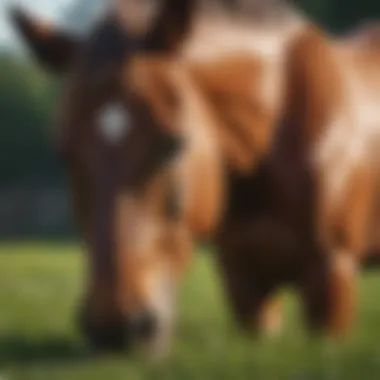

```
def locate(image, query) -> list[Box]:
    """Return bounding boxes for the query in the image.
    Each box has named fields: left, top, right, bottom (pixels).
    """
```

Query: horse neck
left=174, top=68, right=226, bottom=238
left=218, top=23, right=344, bottom=232
left=273, top=24, right=344, bottom=162
left=241, top=24, right=346, bottom=235
left=173, top=6, right=322, bottom=236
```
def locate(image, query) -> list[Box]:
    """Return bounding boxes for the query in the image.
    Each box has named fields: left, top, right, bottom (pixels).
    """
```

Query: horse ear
left=188, top=55, right=278, bottom=173
left=148, top=0, right=193, bottom=50
left=10, top=7, right=80, bottom=74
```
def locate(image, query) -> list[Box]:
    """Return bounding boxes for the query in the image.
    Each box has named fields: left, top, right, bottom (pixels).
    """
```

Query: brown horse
left=175, top=15, right=380, bottom=336
left=92, top=2, right=380, bottom=338
left=10, top=2, right=197, bottom=355
left=11, top=0, right=380, bottom=354
left=11, top=0, right=280, bottom=354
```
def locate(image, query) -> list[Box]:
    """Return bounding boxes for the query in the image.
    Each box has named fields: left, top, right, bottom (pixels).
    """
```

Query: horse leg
left=300, top=248, right=331, bottom=333
left=257, top=294, right=283, bottom=337
left=327, top=251, right=358, bottom=336
left=331, top=165, right=372, bottom=334
left=217, top=256, right=278, bottom=335
left=233, top=284, right=274, bottom=334
left=312, top=162, right=372, bottom=336
left=322, top=177, right=369, bottom=336
left=300, top=245, right=358, bottom=337
left=216, top=247, right=269, bottom=331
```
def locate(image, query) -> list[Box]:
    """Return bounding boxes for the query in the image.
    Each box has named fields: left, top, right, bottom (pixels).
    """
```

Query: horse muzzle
left=79, top=307, right=158, bottom=352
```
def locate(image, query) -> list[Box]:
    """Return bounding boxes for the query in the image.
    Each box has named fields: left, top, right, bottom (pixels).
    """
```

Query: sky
left=0, top=0, right=72, bottom=47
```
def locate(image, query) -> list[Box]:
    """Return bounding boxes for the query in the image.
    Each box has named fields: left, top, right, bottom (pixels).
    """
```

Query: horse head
left=10, top=4, right=194, bottom=355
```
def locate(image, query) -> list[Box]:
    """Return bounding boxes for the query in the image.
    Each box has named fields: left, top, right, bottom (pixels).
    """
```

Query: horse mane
left=147, top=0, right=296, bottom=51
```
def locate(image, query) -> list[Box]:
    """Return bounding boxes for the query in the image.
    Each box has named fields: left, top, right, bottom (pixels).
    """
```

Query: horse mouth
left=79, top=309, right=160, bottom=353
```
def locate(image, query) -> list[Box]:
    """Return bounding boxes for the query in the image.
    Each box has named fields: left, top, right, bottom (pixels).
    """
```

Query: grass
left=0, top=244, right=380, bottom=379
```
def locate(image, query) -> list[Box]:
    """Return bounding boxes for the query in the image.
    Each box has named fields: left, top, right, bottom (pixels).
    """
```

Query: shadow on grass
left=0, top=333, right=92, bottom=366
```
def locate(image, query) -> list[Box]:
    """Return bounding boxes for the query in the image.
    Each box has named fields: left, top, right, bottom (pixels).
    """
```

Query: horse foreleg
left=257, top=294, right=283, bottom=337
left=216, top=252, right=271, bottom=332
left=301, top=250, right=357, bottom=337
left=316, top=163, right=371, bottom=335
left=300, top=249, right=331, bottom=333
left=219, top=267, right=279, bottom=336
left=328, top=251, right=357, bottom=336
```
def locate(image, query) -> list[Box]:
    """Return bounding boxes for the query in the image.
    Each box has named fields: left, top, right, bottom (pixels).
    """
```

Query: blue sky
left=0, top=0, right=71, bottom=47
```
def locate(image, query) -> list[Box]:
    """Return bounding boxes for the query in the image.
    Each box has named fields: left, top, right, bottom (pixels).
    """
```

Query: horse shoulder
left=323, top=30, right=380, bottom=254
left=289, top=26, right=380, bottom=252
left=272, top=25, right=351, bottom=242
left=173, top=66, right=226, bottom=237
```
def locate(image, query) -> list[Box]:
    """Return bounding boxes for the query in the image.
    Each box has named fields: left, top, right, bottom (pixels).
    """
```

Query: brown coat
left=11, top=2, right=380, bottom=344
left=130, top=13, right=380, bottom=335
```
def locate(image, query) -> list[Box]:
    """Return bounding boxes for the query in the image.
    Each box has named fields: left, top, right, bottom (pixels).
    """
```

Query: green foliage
left=295, top=0, right=380, bottom=31
left=329, top=0, right=380, bottom=32
left=0, top=54, right=61, bottom=184
left=294, top=0, right=334, bottom=27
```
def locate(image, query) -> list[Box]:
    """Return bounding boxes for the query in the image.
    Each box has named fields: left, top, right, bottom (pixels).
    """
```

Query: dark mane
left=146, top=0, right=293, bottom=51
left=147, top=0, right=194, bottom=51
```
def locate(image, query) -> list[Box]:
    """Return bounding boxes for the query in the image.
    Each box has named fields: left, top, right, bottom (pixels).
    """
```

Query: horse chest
left=315, top=68, right=380, bottom=212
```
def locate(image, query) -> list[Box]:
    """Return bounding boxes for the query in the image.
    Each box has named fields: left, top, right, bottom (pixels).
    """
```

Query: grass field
left=1, top=244, right=380, bottom=379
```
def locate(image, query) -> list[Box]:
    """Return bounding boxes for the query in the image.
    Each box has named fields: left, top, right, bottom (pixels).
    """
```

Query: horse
left=11, top=0, right=296, bottom=354
left=10, top=1, right=199, bottom=356
left=171, top=13, right=380, bottom=335
left=11, top=0, right=380, bottom=354
left=79, top=1, right=380, bottom=337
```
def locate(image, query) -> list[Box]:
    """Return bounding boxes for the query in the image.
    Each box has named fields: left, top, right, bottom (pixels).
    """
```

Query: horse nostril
left=78, top=310, right=129, bottom=352
left=78, top=307, right=159, bottom=351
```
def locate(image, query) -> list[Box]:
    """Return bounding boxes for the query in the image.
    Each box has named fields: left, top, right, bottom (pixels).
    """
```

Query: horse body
left=11, top=0, right=380, bottom=354
left=170, top=8, right=305, bottom=236
left=316, top=29, right=380, bottom=264
left=210, top=20, right=380, bottom=332
left=134, top=10, right=380, bottom=335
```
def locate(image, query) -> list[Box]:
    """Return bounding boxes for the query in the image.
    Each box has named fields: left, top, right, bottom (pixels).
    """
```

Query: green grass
left=1, top=244, right=380, bottom=379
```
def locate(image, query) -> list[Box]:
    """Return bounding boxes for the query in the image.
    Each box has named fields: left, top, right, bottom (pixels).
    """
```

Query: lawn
left=0, top=243, right=380, bottom=379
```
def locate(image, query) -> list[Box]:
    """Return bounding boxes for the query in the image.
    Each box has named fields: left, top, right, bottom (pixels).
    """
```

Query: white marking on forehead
left=97, top=102, right=131, bottom=144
